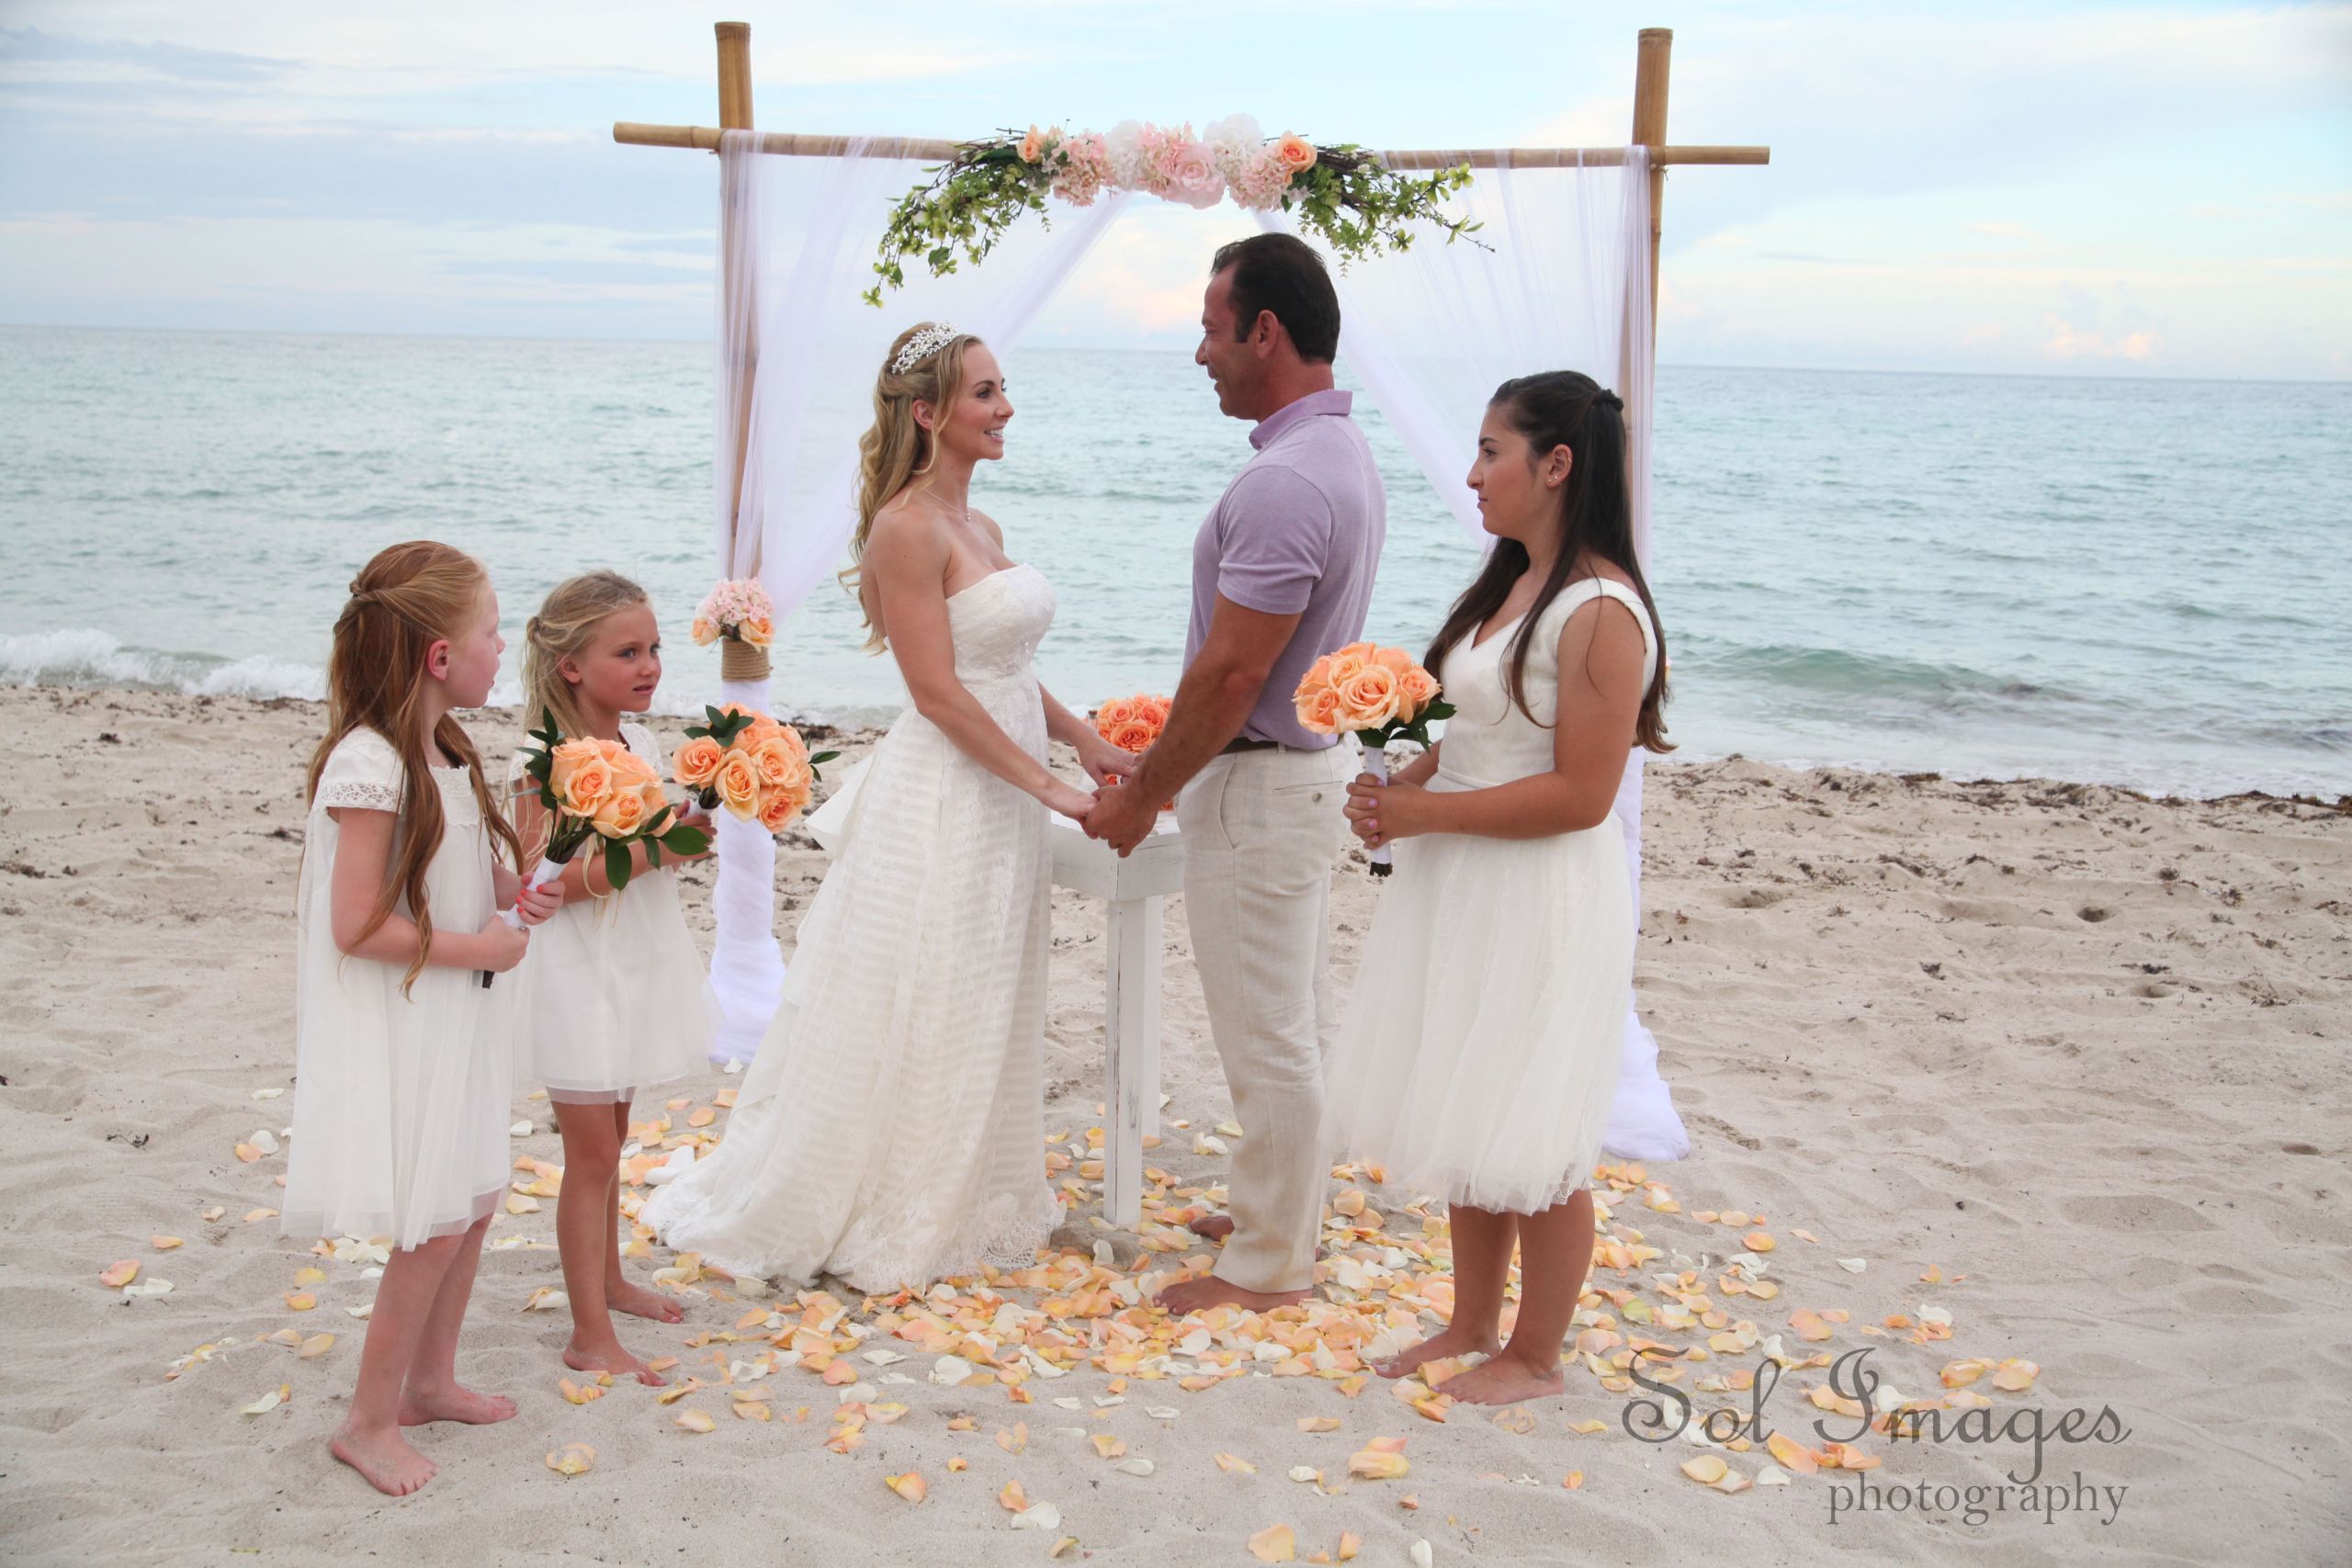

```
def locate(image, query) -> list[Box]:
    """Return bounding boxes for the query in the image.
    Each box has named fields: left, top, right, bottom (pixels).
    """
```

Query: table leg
left=1102, top=894, right=1164, bottom=1228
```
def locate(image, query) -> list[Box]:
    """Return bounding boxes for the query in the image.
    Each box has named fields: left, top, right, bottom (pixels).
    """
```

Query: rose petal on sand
left=1010, top=1501, right=1061, bottom=1533
left=292, top=1266, right=326, bottom=1286
left=1567, top=1419, right=1609, bottom=1436
left=884, top=1472, right=928, bottom=1503
left=243, top=1208, right=276, bottom=1224
left=1347, top=1445, right=1410, bottom=1481
left=1296, top=1416, right=1340, bottom=1433
left=1409, top=1541, right=1433, bottom=1568
left=544, top=1443, right=594, bottom=1477
left=1216, top=1452, right=1257, bottom=1473
left=239, top=1383, right=290, bottom=1416
left=1563, top=1472, right=1585, bottom=1489
left=1680, top=1455, right=1728, bottom=1484
left=297, top=1333, right=335, bottom=1359
left=1248, top=1524, right=1296, bottom=1563
left=1837, top=1258, right=1868, bottom=1273
left=522, top=1286, right=568, bottom=1313
left=1742, top=1232, right=1775, bottom=1253
left=99, top=1259, right=140, bottom=1289
left=1091, top=1434, right=1126, bottom=1460
left=282, top=1292, right=315, bottom=1311
left=1992, top=1359, right=2040, bottom=1392
left=673, top=1409, right=716, bottom=1433
left=1766, top=1432, right=1819, bottom=1475
left=996, top=1422, right=1029, bottom=1454
left=1114, top=1458, right=1155, bottom=1476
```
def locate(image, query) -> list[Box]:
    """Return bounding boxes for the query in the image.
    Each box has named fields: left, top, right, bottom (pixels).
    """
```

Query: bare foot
left=1185, top=1213, right=1235, bottom=1243
left=399, top=1382, right=519, bottom=1427
left=607, top=1278, right=685, bottom=1324
left=564, top=1339, right=668, bottom=1387
left=1374, top=1322, right=1502, bottom=1381
left=331, top=1425, right=437, bottom=1495
left=1439, top=1351, right=1565, bottom=1406
left=1156, top=1273, right=1311, bottom=1316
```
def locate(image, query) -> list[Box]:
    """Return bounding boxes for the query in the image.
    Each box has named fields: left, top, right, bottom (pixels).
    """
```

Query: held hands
left=1085, top=779, right=1156, bottom=856
left=1077, top=733, right=1140, bottom=790
left=1040, top=778, right=1097, bottom=827
left=1345, top=772, right=1432, bottom=853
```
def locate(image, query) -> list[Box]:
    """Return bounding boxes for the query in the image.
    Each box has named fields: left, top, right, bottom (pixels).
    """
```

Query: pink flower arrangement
left=693, top=578, right=775, bottom=650
left=1051, top=131, right=1114, bottom=206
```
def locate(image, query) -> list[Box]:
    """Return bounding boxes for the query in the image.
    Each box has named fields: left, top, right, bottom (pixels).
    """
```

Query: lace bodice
left=1436, top=579, right=1657, bottom=789
left=945, top=564, right=1054, bottom=688
left=314, top=727, right=480, bottom=826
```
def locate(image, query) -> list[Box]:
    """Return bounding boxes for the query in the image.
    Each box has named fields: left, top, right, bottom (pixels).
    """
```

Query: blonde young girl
left=510, top=572, right=714, bottom=1385
left=285, top=541, right=564, bottom=1496
left=1324, top=371, right=1671, bottom=1407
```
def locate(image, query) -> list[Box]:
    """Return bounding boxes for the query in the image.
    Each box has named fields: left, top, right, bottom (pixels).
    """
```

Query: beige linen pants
left=1177, top=743, right=1353, bottom=1292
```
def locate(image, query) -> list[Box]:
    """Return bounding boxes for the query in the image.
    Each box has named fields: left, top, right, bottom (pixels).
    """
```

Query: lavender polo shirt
left=1184, top=388, right=1388, bottom=750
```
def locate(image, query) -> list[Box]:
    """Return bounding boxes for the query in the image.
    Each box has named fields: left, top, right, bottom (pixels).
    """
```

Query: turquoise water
left=2, top=325, right=2345, bottom=798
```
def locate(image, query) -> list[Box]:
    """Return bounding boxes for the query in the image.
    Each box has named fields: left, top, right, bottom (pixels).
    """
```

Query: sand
left=0, top=683, right=2346, bottom=1566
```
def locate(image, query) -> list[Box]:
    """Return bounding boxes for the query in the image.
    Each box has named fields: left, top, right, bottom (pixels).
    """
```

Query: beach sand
left=1, top=684, right=2346, bottom=1565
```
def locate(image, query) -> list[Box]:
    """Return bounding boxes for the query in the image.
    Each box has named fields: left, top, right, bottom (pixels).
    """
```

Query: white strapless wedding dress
left=643, top=563, right=1062, bottom=1292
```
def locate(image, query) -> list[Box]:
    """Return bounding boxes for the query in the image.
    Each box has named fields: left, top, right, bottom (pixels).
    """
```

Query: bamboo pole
left=613, top=119, right=1765, bottom=168
left=1631, top=28, right=1672, bottom=356
left=713, top=21, right=766, bottom=673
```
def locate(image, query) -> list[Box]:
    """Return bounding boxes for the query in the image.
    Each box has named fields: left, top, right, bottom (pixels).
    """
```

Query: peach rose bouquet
left=507, top=708, right=712, bottom=925
left=1293, top=643, right=1453, bottom=877
left=690, top=578, right=775, bottom=651
left=673, top=703, right=840, bottom=838
left=1093, top=693, right=1175, bottom=811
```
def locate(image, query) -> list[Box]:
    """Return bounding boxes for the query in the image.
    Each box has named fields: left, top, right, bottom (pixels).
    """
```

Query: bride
left=643, top=322, right=1134, bottom=1292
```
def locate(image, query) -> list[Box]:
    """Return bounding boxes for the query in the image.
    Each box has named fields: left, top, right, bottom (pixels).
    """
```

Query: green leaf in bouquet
left=643, top=836, right=662, bottom=870
left=1422, top=697, right=1457, bottom=724
left=661, top=822, right=711, bottom=858
left=604, top=836, right=634, bottom=895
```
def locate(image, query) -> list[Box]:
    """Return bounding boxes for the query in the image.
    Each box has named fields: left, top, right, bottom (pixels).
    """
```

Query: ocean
left=3, top=324, right=2345, bottom=799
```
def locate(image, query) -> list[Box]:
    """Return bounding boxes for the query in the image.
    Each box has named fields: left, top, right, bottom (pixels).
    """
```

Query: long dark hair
left=1423, top=371, right=1672, bottom=753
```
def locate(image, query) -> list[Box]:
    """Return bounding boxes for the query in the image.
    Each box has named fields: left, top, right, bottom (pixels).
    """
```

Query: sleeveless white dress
left=1322, top=579, right=1659, bottom=1214
left=508, top=721, right=715, bottom=1105
left=642, top=564, right=1062, bottom=1291
left=283, top=728, right=515, bottom=1250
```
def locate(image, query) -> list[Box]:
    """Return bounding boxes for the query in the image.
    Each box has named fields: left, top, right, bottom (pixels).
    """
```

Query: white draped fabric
left=701, top=133, right=1686, bottom=1160
left=705, top=132, right=1126, bottom=1064
left=1263, top=151, right=1688, bottom=1160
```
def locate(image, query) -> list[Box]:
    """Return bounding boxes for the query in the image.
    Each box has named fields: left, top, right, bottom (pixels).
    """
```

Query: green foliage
left=864, top=131, right=1484, bottom=305
left=1354, top=694, right=1457, bottom=752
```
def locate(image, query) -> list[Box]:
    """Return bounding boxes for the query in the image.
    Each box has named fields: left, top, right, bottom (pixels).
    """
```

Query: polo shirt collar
left=1250, top=388, right=1352, bottom=451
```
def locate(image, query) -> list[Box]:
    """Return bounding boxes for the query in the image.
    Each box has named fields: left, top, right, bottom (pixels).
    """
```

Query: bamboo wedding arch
left=616, top=22, right=1770, bottom=605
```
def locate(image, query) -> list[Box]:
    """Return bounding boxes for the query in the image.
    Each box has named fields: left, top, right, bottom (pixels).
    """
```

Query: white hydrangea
left=1201, top=112, right=1265, bottom=183
left=1102, top=119, right=1148, bottom=188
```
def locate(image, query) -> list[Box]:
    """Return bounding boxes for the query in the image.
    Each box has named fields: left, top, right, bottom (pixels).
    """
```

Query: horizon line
left=2, top=319, right=2345, bottom=389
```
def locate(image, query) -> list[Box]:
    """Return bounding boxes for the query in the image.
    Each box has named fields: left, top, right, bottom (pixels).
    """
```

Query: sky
left=1, top=1, right=2347, bottom=378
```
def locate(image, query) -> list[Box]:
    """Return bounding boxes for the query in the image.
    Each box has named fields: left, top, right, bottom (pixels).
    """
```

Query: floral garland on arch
left=863, top=114, right=1483, bottom=304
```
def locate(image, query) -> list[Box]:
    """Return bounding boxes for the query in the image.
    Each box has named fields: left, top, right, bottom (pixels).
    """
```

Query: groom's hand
left=1089, top=781, right=1156, bottom=856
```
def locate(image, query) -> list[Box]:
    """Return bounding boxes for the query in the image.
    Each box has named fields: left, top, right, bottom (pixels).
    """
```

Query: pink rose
left=1166, top=141, right=1225, bottom=209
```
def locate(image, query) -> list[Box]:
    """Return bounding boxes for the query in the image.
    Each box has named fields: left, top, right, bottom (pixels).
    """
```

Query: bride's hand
left=1040, top=779, right=1096, bottom=825
left=1078, top=734, right=1138, bottom=788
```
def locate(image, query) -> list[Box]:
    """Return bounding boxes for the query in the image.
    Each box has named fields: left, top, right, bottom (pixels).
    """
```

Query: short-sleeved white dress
left=1321, top=579, right=1658, bottom=1214
left=510, top=721, right=715, bottom=1105
left=282, top=727, right=515, bottom=1250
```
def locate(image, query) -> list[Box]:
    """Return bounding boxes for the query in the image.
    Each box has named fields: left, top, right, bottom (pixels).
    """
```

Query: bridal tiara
left=890, top=322, right=962, bottom=377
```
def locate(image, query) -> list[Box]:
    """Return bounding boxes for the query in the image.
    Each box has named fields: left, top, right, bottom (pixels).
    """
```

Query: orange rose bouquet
left=509, top=708, right=711, bottom=923
left=673, top=703, right=840, bottom=838
left=1093, top=692, right=1175, bottom=812
left=1292, top=643, right=1453, bottom=877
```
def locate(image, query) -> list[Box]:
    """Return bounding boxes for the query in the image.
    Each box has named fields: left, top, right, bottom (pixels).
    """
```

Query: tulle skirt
left=282, top=808, right=514, bottom=1250
left=514, top=864, right=718, bottom=1105
left=1322, top=771, right=1632, bottom=1214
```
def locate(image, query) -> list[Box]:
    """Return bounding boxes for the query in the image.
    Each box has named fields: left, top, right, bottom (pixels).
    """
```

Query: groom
left=1087, top=233, right=1386, bottom=1313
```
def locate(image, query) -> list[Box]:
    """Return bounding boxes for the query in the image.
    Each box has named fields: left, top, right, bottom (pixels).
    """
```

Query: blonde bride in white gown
left=643, top=324, right=1135, bottom=1292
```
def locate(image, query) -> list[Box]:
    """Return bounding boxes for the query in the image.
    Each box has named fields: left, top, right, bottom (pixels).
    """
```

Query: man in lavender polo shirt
left=1089, top=233, right=1385, bottom=1312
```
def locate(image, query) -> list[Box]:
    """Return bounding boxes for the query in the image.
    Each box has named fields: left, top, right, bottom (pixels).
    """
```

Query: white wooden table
left=807, top=767, right=1182, bottom=1229
left=1047, top=814, right=1185, bottom=1227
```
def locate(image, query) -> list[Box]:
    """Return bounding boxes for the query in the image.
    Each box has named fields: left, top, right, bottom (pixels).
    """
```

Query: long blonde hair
left=305, top=540, right=524, bottom=995
left=841, top=321, right=980, bottom=649
left=521, top=570, right=650, bottom=748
